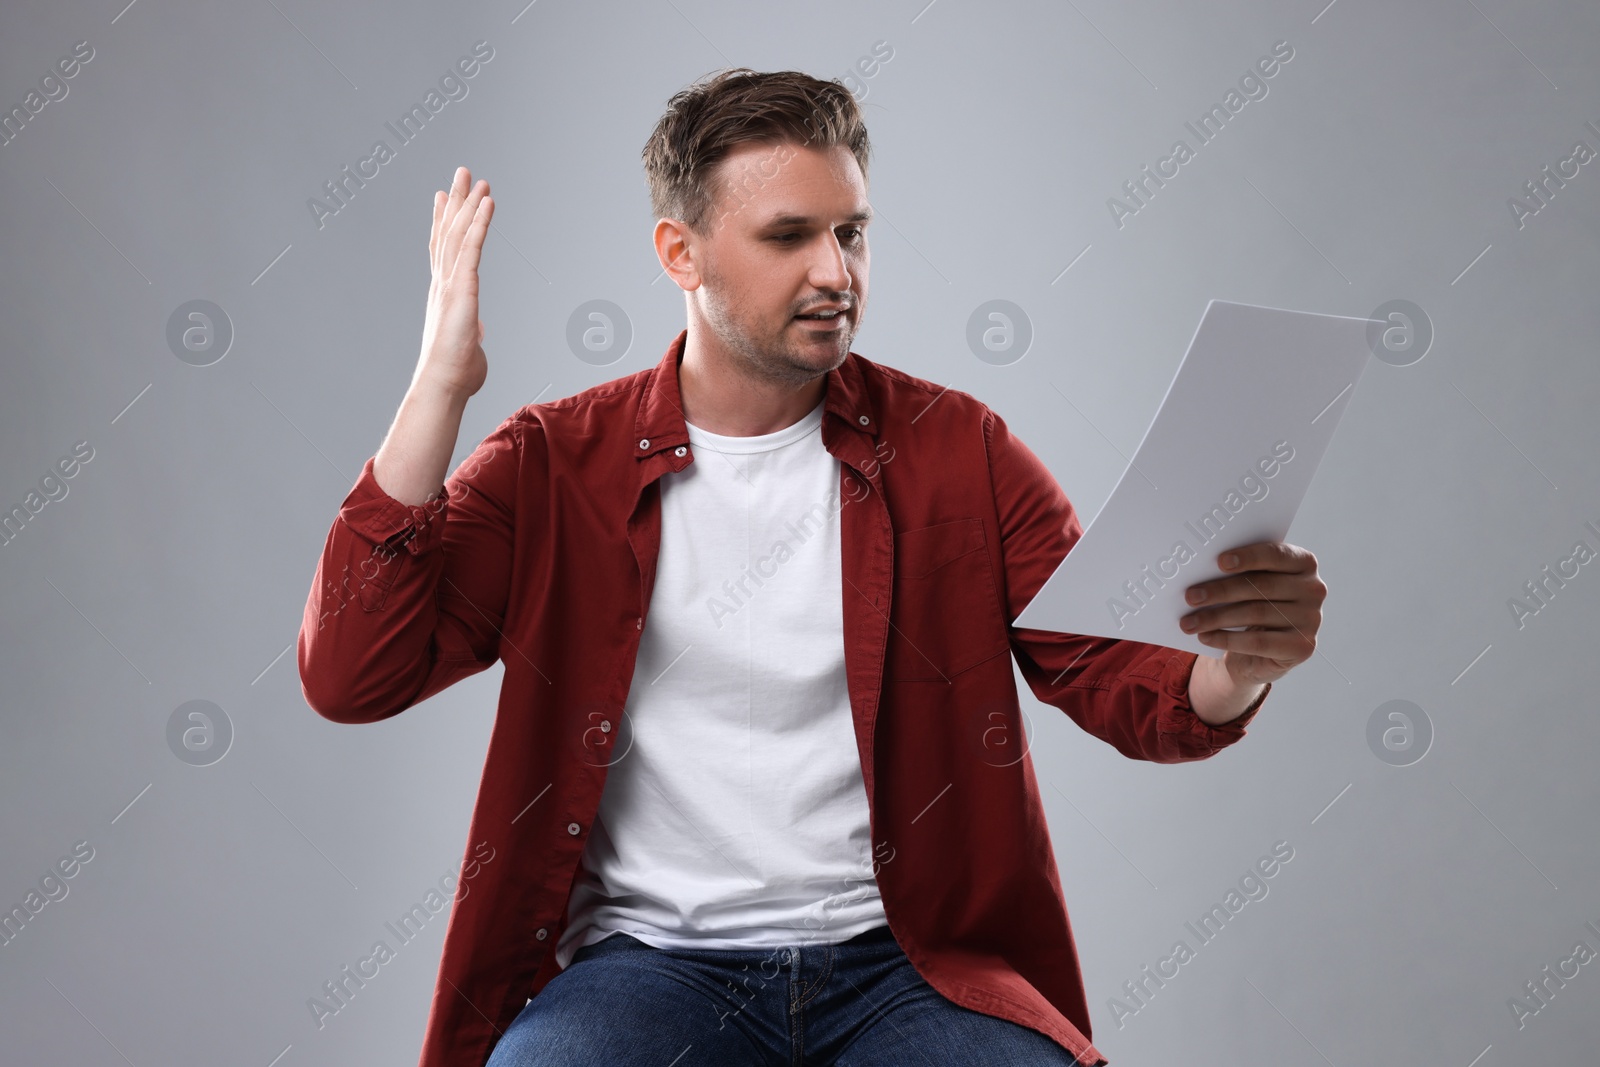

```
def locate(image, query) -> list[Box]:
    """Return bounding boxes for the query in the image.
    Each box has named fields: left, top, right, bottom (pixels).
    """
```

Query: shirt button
left=567, top=822, right=581, bottom=835
left=858, top=415, right=869, bottom=425
left=639, top=438, right=650, bottom=450
left=536, top=928, right=548, bottom=941
left=674, top=445, right=687, bottom=457
left=636, top=617, right=643, bottom=630
left=599, top=719, right=611, bottom=733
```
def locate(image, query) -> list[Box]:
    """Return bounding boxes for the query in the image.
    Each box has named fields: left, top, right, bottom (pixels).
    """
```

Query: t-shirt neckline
left=684, top=400, right=825, bottom=455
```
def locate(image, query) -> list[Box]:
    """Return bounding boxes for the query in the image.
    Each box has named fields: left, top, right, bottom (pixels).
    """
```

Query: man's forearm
left=373, top=377, right=472, bottom=506
left=1187, top=653, right=1268, bottom=726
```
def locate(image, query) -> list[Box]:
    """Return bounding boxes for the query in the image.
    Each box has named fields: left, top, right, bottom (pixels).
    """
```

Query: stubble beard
left=701, top=270, right=855, bottom=391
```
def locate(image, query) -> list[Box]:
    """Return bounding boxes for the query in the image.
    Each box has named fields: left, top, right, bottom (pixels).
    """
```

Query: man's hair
left=641, top=68, right=871, bottom=236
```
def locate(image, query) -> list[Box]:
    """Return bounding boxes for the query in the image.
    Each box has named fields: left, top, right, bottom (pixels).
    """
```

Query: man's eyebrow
left=760, top=208, right=874, bottom=227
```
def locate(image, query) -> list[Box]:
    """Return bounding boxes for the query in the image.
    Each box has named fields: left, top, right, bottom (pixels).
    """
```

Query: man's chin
left=788, top=336, right=850, bottom=370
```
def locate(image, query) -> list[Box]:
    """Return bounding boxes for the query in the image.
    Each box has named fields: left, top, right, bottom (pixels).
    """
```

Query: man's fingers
left=1218, top=541, right=1315, bottom=575
left=442, top=166, right=469, bottom=232
left=442, top=179, right=489, bottom=280
left=452, top=195, right=493, bottom=276
left=1185, top=542, right=1321, bottom=603
left=1197, top=623, right=1316, bottom=661
left=437, top=168, right=471, bottom=267
left=429, top=189, right=446, bottom=270
left=1187, top=569, right=1308, bottom=605
left=1180, top=541, right=1324, bottom=669
left=1183, top=595, right=1318, bottom=635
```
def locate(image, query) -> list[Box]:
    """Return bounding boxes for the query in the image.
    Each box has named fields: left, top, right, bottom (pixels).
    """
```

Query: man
left=298, top=68, right=1324, bottom=1067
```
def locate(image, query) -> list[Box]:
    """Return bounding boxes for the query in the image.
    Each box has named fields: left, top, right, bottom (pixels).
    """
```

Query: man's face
left=673, top=140, right=870, bottom=388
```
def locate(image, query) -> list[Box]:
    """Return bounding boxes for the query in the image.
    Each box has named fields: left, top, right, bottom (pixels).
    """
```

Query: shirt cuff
left=336, top=456, right=451, bottom=558
left=1158, top=651, right=1270, bottom=755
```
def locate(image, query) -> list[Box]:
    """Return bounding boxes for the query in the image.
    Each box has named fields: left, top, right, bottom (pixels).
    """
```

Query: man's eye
left=771, top=229, right=865, bottom=244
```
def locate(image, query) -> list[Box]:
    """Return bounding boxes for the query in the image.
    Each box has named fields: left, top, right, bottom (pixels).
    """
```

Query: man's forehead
left=704, top=141, right=869, bottom=230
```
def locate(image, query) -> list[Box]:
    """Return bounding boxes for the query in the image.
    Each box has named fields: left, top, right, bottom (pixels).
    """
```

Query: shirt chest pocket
left=886, top=517, right=1010, bottom=681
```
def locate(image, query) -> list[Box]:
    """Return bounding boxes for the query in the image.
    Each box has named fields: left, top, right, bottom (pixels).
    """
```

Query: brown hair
left=641, top=68, right=871, bottom=236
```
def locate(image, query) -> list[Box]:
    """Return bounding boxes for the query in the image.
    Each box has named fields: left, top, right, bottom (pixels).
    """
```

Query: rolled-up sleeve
left=297, top=412, right=526, bottom=724
left=984, top=406, right=1265, bottom=763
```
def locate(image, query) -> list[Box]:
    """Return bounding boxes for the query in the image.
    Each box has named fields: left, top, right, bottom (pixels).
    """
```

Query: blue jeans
left=484, top=925, right=1086, bottom=1066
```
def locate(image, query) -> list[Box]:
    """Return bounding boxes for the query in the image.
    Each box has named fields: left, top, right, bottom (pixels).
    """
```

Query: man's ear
left=654, top=217, right=701, bottom=291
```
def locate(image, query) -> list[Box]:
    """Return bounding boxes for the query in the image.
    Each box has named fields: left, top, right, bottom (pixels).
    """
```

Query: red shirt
left=298, top=329, right=1267, bottom=1067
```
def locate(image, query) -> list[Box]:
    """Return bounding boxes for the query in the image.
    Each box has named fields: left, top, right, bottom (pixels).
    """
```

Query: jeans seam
left=788, top=956, right=803, bottom=1067
left=796, top=947, right=834, bottom=1009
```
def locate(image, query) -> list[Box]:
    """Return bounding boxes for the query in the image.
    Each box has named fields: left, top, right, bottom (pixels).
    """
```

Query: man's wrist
left=1188, top=654, right=1271, bottom=726
left=411, top=368, right=479, bottom=410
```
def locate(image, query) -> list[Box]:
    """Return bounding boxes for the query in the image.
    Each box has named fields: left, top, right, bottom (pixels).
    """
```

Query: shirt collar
left=633, top=328, right=878, bottom=462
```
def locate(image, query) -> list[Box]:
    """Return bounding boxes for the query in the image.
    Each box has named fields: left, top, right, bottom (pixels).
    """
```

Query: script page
left=1011, top=299, right=1374, bottom=658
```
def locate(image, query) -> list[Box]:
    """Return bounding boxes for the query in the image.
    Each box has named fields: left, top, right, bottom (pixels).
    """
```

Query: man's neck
left=678, top=330, right=827, bottom=437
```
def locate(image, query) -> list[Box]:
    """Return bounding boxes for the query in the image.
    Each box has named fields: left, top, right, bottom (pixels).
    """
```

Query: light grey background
left=3, top=0, right=1597, bottom=1063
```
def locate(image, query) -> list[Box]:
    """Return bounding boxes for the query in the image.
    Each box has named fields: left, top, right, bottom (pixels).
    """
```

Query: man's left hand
left=1180, top=541, right=1325, bottom=687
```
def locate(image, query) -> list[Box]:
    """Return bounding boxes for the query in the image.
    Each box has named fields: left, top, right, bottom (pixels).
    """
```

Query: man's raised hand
left=416, top=165, right=494, bottom=400
left=371, top=167, right=494, bottom=507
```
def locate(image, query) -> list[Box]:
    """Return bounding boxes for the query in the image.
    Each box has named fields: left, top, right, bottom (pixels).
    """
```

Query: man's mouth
left=795, top=310, right=846, bottom=331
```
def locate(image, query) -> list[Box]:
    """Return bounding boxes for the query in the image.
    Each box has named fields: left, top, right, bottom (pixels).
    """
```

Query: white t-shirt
left=556, top=399, right=887, bottom=967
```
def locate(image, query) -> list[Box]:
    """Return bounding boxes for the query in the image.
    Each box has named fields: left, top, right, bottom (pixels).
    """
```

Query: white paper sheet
left=1010, top=299, right=1374, bottom=658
